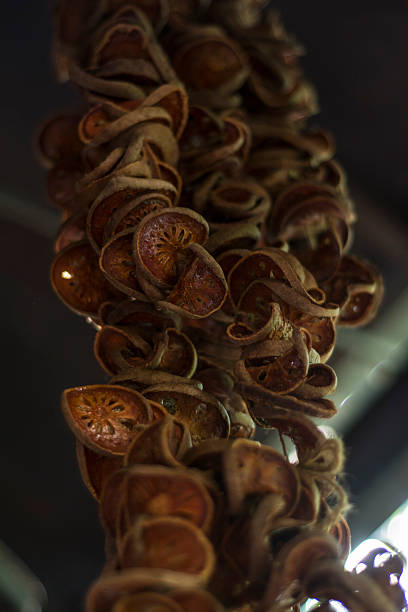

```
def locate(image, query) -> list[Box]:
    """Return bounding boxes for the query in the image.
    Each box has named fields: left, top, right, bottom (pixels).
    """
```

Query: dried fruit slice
left=86, top=567, right=201, bottom=612
left=223, top=438, right=300, bottom=514
left=124, top=416, right=191, bottom=467
left=100, top=229, right=145, bottom=297
left=104, top=192, right=171, bottom=240
left=143, top=383, right=230, bottom=445
left=76, top=441, right=123, bottom=501
left=62, top=384, right=153, bottom=455
left=154, top=328, right=197, bottom=378
left=330, top=515, right=351, bottom=561
left=37, top=112, right=82, bottom=167
left=171, top=589, right=223, bottom=612
left=119, top=516, right=215, bottom=581
left=51, top=240, right=114, bottom=317
left=124, top=465, right=214, bottom=532
left=94, top=325, right=151, bottom=375
left=54, top=210, right=87, bottom=253
left=78, top=106, right=111, bottom=143
left=290, top=310, right=336, bottom=362
left=112, top=593, right=183, bottom=612
left=141, top=84, right=189, bottom=139
left=159, top=244, right=228, bottom=319
left=293, top=364, right=337, bottom=400
left=134, top=207, right=209, bottom=287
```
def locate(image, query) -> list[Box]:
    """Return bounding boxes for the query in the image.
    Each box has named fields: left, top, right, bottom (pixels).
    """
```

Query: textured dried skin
left=85, top=567, right=202, bottom=612
left=262, top=532, right=340, bottom=608
left=236, top=327, right=309, bottom=395
left=94, top=325, right=151, bottom=375
left=46, top=159, right=83, bottom=210
left=329, top=515, right=351, bottom=561
left=103, top=192, right=172, bottom=241
left=62, top=384, right=153, bottom=456
left=154, top=327, right=198, bottom=378
left=37, top=112, right=83, bottom=168
left=100, top=229, right=146, bottom=297
left=289, top=310, right=336, bottom=363
left=112, top=592, right=183, bottom=612
left=51, top=240, right=115, bottom=317
left=54, top=210, right=87, bottom=252
left=321, top=254, right=384, bottom=327
left=110, top=368, right=202, bottom=393
left=182, top=438, right=230, bottom=474
left=119, top=515, right=216, bottom=581
left=205, top=223, right=261, bottom=257
left=292, top=363, right=337, bottom=400
left=133, top=207, right=209, bottom=287
left=158, top=243, right=228, bottom=319
left=123, top=465, right=214, bottom=532
left=87, top=175, right=178, bottom=251
left=223, top=438, right=300, bottom=514
left=103, top=297, right=178, bottom=328
left=76, top=441, right=123, bottom=500
left=171, top=588, right=224, bottom=612
left=236, top=381, right=337, bottom=419
left=208, top=179, right=270, bottom=224
left=69, top=62, right=146, bottom=101
left=172, top=34, right=248, bottom=95
left=143, top=382, right=230, bottom=445
left=303, top=558, right=403, bottom=612
left=139, top=84, right=189, bottom=140
left=124, top=416, right=191, bottom=467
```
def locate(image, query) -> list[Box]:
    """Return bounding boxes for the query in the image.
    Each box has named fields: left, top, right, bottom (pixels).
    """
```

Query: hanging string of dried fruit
left=37, top=1, right=405, bottom=610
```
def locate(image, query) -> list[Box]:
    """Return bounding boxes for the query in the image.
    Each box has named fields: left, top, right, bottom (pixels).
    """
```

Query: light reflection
left=61, top=270, right=72, bottom=279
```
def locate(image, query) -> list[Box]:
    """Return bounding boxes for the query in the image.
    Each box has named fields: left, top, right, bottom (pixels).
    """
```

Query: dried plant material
left=51, top=240, right=114, bottom=317
left=223, top=438, right=299, bottom=514
left=124, top=416, right=191, bottom=467
left=171, top=589, right=224, bottom=612
left=54, top=210, right=87, bottom=252
left=124, top=465, right=214, bottom=531
left=119, top=515, right=215, bottom=581
left=100, top=229, right=146, bottom=297
left=62, top=384, right=153, bottom=455
left=321, top=254, right=384, bottom=326
left=37, top=112, right=83, bottom=168
left=112, top=592, right=184, bottom=612
left=76, top=441, right=123, bottom=500
left=133, top=207, right=209, bottom=286
left=94, top=325, right=150, bottom=375
left=143, top=383, right=230, bottom=445
left=293, top=363, right=337, bottom=400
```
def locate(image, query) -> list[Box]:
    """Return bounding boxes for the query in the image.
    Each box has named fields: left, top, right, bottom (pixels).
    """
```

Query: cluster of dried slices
left=39, top=0, right=402, bottom=610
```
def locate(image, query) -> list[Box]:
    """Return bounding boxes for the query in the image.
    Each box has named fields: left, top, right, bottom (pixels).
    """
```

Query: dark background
left=0, top=1, right=407, bottom=610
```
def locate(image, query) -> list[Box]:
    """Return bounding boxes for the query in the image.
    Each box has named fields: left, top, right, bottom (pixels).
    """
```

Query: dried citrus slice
left=54, top=210, right=87, bottom=253
left=78, top=106, right=111, bottom=143
left=119, top=516, right=215, bottom=581
left=76, top=441, right=123, bottom=500
left=50, top=240, right=114, bottom=317
left=124, top=465, right=214, bottom=531
left=134, top=207, right=209, bottom=287
left=62, top=384, right=153, bottom=456
left=104, top=192, right=171, bottom=239
left=100, top=229, right=146, bottom=297
left=171, top=589, right=223, bottom=612
left=112, top=593, right=183, bottom=612
left=293, top=364, right=337, bottom=400
left=46, top=159, right=83, bottom=210
left=37, top=112, right=82, bottom=167
left=160, top=244, right=228, bottom=319
left=143, top=383, right=230, bottom=446
left=94, top=325, right=151, bottom=375
left=154, top=328, right=197, bottom=378
left=124, top=416, right=191, bottom=467
left=223, top=438, right=300, bottom=514
left=330, top=516, right=351, bottom=561
left=290, top=310, right=336, bottom=362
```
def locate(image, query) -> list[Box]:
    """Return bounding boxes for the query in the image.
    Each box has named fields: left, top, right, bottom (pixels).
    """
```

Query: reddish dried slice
left=78, top=106, right=111, bottom=143
left=104, top=192, right=171, bottom=240
left=37, top=112, right=82, bottom=167
left=100, top=229, right=145, bottom=297
left=290, top=310, right=336, bottom=362
left=154, top=328, right=197, bottom=378
left=142, top=84, right=189, bottom=139
left=172, top=36, right=248, bottom=93
left=62, top=384, right=153, bottom=456
left=119, top=516, right=215, bottom=581
left=86, top=568, right=201, bottom=612
left=94, top=325, right=150, bottom=375
left=112, top=593, right=183, bottom=612
left=143, top=383, right=230, bottom=445
left=237, top=328, right=309, bottom=394
left=134, top=207, right=209, bottom=287
left=124, top=416, right=191, bottom=467
left=223, top=438, right=300, bottom=514
left=160, top=244, right=228, bottom=319
left=124, top=465, right=214, bottom=531
left=76, top=441, right=123, bottom=500
left=330, top=515, right=351, bottom=561
left=51, top=240, right=114, bottom=317
left=293, top=364, right=337, bottom=400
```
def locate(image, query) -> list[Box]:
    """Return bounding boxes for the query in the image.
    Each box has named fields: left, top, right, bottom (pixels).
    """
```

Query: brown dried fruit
left=62, top=384, right=153, bottom=455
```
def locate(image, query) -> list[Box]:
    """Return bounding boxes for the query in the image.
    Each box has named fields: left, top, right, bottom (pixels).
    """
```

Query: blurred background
left=0, top=1, right=407, bottom=610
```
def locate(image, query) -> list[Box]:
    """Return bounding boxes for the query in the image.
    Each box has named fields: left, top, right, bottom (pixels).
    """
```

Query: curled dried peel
left=143, top=382, right=230, bottom=445
left=112, top=593, right=183, bottom=612
left=133, top=207, right=209, bottom=286
left=100, top=229, right=145, bottom=297
left=37, top=112, right=82, bottom=167
left=94, top=325, right=151, bottom=375
left=293, top=363, right=337, bottom=400
left=223, top=438, right=300, bottom=514
left=123, top=465, right=214, bottom=532
left=124, top=416, right=191, bottom=467
left=76, top=441, right=123, bottom=501
left=158, top=243, right=228, bottom=319
left=119, top=515, right=215, bottom=581
left=62, top=384, right=153, bottom=456
left=51, top=240, right=114, bottom=317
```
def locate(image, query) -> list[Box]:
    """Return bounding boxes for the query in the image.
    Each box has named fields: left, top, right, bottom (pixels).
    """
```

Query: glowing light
left=61, top=270, right=72, bottom=279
